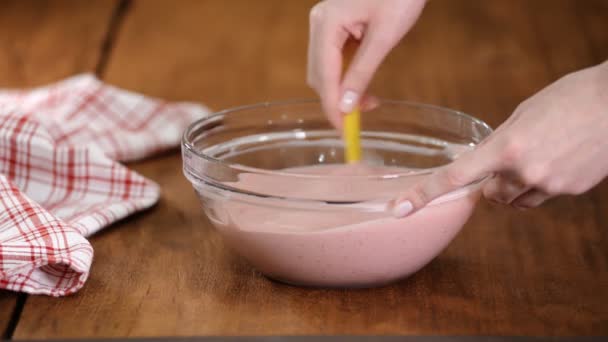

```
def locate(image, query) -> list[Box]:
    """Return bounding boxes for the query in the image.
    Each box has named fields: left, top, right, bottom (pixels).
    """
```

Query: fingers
left=338, top=0, right=425, bottom=113
left=308, top=0, right=424, bottom=126
left=307, top=5, right=348, bottom=128
left=391, top=145, right=499, bottom=218
left=511, top=190, right=551, bottom=209
left=338, top=21, right=398, bottom=114
left=359, top=94, right=381, bottom=112
left=327, top=93, right=379, bottom=131
left=482, top=173, right=530, bottom=205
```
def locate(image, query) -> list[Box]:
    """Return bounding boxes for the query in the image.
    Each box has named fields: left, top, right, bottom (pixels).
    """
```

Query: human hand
left=392, top=61, right=608, bottom=217
left=307, top=0, right=427, bottom=128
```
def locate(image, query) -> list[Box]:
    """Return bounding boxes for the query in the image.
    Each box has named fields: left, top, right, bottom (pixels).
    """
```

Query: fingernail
left=392, top=200, right=413, bottom=218
left=339, top=90, right=359, bottom=113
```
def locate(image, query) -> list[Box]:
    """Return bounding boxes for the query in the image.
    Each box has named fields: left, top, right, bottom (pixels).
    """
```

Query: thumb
left=338, top=22, right=399, bottom=114
left=391, top=147, right=498, bottom=218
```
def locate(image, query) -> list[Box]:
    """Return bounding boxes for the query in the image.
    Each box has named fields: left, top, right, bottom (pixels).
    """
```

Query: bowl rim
left=182, top=99, right=493, bottom=203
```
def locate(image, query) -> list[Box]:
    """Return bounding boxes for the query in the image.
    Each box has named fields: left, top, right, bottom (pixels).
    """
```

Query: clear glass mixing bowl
left=182, top=100, right=492, bottom=288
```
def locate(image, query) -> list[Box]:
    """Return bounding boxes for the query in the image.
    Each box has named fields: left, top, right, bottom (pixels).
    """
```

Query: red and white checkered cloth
left=0, top=74, right=208, bottom=296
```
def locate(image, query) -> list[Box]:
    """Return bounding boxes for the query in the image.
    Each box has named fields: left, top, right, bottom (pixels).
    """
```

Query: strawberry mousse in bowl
left=182, top=100, right=492, bottom=288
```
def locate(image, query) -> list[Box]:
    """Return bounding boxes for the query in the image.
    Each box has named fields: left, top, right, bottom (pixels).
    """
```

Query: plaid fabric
left=0, top=74, right=208, bottom=296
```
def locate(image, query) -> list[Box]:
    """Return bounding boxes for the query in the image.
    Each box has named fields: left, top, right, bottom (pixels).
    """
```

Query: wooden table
left=1, top=0, right=607, bottom=339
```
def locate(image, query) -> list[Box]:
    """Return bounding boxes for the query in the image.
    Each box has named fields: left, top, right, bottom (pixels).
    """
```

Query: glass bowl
left=182, top=99, right=492, bottom=288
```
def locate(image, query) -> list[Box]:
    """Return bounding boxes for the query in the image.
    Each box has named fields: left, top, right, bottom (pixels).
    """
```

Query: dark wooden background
left=1, top=0, right=607, bottom=338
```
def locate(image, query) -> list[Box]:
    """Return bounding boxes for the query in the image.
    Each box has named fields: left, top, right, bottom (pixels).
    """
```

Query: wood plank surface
left=0, top=293, right=17, bottom=338
left=12, top=0, right=608, bottom=338
left=0, top=0, right=118, bottom=87
left=0, top=0, right=118, bottom=338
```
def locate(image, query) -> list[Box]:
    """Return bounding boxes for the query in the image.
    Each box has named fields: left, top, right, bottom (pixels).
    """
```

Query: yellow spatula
left=343, top=107, right=361, bottom=163
left=342, top=40, right=362, bottom=164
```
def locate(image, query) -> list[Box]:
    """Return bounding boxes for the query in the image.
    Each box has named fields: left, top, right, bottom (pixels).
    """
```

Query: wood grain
left=0, top=0, right=118, bottom=337
left=12, top=0, right=608, bottom=338
left=99, top=0, right=318, bottom=108
left=0, top=293, right=17, bottom=338
left=0, top=0, right=118, bottom=87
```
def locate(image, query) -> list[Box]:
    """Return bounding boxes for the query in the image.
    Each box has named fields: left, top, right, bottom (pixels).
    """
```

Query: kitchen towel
left=0, top=74, right=208, bottom=296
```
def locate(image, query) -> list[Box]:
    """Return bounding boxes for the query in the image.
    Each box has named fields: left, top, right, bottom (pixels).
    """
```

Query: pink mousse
left=208, top=164, right=479, bottom=288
